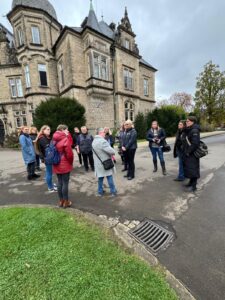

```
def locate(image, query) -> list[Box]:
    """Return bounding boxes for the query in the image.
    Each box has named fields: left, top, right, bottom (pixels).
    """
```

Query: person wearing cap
left=182, top=116, right=200, bottom=192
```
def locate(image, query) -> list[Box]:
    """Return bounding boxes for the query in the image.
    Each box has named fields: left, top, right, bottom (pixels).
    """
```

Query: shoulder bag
left=92, top=147, right=114, bottom=170
left=186, top=136, right=208, bottom=158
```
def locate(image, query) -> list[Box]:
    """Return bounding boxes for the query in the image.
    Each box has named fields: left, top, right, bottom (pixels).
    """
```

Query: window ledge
left=30, top=43, right=43, bottom=47
left=39, top=86, right=49, bottom=89
left=17, top=44, right=25, bottom=50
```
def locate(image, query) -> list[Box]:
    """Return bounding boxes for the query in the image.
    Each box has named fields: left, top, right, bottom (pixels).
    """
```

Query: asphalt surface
left=1, top=134, right=225, bottom=300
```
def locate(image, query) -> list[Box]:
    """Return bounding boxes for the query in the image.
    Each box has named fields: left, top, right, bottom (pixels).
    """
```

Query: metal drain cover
left=129, top=219, right=175, bottom=255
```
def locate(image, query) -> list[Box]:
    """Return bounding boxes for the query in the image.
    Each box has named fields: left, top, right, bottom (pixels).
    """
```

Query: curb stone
left=0, top=204, right=196, bottom=300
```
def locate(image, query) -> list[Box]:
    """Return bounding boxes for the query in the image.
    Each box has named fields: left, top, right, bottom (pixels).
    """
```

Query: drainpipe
left=111, top=44, right=117, bottom=130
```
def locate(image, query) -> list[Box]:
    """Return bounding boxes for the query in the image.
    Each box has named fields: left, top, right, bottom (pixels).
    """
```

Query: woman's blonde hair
left=29, top=126, right=38, bottom=134
left=37, top=125, right=50, bottom=140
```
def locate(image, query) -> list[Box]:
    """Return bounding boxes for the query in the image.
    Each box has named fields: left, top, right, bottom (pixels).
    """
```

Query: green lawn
left=0, top=208, right=178, bottom=300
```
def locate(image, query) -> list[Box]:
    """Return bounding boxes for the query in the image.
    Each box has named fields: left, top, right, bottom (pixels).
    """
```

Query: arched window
left=125, top=101, right=135, bottom=121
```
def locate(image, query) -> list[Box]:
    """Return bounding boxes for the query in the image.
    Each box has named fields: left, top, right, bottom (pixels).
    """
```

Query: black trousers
left=27, top=162, right=35, bottom=177
left=57, top=172, right=70, bottom=201
left=123, top=150, right=128, bottom=169
left=127, top=149, right=136, bottom=178
left=75, top=149, right=82, bottom=165
left=82, top=151, right=94, bottom=171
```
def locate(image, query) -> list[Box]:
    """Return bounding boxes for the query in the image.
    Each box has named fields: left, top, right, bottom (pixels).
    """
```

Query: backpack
left=45, top=141, right=61, bottom=165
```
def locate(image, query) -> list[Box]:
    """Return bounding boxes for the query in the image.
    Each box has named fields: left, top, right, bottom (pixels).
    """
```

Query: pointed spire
left=90, top=0, right=94, bottom=11
left=125, top=6, right=128, bottom=17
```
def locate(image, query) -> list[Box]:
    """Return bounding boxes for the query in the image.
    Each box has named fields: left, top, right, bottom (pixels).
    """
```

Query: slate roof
left=12, top=0, right=57, bottom=20
left=140, top=58, right=157, bottom=71
left=98, top=21, right=114, bottom=39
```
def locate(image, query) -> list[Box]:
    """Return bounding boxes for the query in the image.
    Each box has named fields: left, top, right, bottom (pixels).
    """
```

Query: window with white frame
left=93, top=53, right=108, bottom=80
left=31, top=26, right=41, bottom=44
left=9, top=78, right=23, bottom=98
left=144, top=78, right=149, bottom=96
left=17, top=27, right=24, bottom=46
left=124, top=39, right=130, bottom=50
left=24, top=65, right=31, bottom=88
left=38, top=64, right=48, bottom=86
left=58, top=61, right=65, bottom=87
left=125, top=101, right=135, bottom=121
left=124, top=68, right=133, bottom=90
left=22, top=117, right=27, bottom=126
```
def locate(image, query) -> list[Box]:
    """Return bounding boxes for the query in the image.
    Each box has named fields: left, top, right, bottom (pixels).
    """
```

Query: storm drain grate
left=129, top=219, right=175, bottom=255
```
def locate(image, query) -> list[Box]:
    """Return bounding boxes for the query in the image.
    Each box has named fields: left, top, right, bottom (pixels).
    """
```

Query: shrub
left=4, top=131, right=20, bottom=148
left=146, top=105, right=187, bottom=137
left=33, top=97, right=86, bottom=133
left=134, top=112, right=147, bottom=139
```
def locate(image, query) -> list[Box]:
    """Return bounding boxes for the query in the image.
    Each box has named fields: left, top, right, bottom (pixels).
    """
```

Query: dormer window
left=17, top=28, right=24, bottom=46
left=31, top=26, right=41, bottom=44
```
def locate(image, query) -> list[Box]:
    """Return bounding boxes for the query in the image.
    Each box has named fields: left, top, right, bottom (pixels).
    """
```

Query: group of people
left=19, top=116, right=201, bottom=208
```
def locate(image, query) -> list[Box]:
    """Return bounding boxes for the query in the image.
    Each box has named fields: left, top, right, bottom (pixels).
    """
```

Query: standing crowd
left=19, top=116, right=201, bottom=207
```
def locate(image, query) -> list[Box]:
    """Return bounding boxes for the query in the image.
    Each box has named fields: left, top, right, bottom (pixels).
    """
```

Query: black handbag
left=92, top=148, right=114, bottom=170
left=186, top=137, right=208, bottom=158
left=162, top=140, right=171, bottom=153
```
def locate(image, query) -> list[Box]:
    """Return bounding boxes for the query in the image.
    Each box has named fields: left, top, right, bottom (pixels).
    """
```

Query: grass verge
left=0, top=207, right=178, bottom=300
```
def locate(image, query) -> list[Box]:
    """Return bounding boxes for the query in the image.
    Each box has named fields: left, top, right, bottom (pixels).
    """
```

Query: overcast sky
left=1, top=0, right=225, bottom=100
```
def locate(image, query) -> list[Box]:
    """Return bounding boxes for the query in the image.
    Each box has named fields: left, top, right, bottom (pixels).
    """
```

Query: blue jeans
left=98, top=176, right=117, bottom=195
left=45, top=164, right=53, bottom=189
left=150, top=147, right=164, bottom=163
left=177, top=151, right=185, bottom=179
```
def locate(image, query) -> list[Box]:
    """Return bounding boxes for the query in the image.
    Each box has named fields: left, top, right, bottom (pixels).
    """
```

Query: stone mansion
left=0, top=0, right=157, bottom=141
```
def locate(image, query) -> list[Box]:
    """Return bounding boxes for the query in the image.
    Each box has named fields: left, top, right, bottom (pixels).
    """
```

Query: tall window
left=144, top=78, right=149, bottom=96
left=58, top=61, right=65, bottom=87
left=124, top=39, right=130, bottom=50
left=124, top=68, right=133, bottom=90
left=16, top=117, right=21, bottom=128
left=31, top=26, right=41, bottom=44
left=24, top=65, right=31, bottom=88
left=38, top=64, right=48, bottom=86
left=125, top=101, right=135, bottom=121
left=9, top=78, right=23, bottom=98
left=93, top=53, right=108, bottom=80
left=17, top=28, right=24, bottom=46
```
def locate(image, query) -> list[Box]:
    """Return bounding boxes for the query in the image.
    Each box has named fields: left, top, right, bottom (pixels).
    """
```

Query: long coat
left=19, top=133, right=36, bottom=165
left=92, top=135, right=116, bottom=178
left=182, top=124, right=200, bottom=179
left=53, top=131, right=74, bottom=174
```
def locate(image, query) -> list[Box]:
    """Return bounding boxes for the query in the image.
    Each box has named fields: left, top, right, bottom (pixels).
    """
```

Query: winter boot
left=161, top=162, right=167, bottom=176
left=153, top=160, right=157, bottom=173
left=58, top=200, right=64, bottom=208
left=63, top=200, right=72, bottom=209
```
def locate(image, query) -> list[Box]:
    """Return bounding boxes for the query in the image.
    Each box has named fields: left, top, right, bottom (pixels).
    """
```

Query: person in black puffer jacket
left=122, top=120, right=137, bottom=180
left=182, top=116, right=200, bottom=192
left=29, top=126, right=41, bottom=171
left=173, top=120, right=186, bottom=181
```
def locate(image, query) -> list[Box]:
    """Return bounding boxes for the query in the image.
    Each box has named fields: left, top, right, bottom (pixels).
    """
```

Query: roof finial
left=90, top=0, right=94, bottom=11
left=101, top=11, right=104, bottom=21
left=125, top=6, right=128, bottom=17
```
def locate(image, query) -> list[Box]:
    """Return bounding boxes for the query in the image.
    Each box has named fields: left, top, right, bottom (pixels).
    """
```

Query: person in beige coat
left=92, top=128, right=117, bottom=197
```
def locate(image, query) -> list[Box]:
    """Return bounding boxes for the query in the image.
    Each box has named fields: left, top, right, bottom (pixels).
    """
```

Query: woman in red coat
left=53, top=124, right=74, bottom=208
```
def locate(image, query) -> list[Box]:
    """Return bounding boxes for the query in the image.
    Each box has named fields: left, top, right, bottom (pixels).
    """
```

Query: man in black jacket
left=122, top=120, right=137, bottom=180
left=72, top=127, right=82, bottom=166
left=77, top=126, right=94, bottom=172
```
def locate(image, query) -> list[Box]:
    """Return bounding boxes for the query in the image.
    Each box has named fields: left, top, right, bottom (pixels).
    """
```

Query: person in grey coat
left=92, top=128, right=117, bottom=197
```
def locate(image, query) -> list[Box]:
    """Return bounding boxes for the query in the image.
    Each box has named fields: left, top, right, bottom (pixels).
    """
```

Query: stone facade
left=0, top=0, right=157, bottom=141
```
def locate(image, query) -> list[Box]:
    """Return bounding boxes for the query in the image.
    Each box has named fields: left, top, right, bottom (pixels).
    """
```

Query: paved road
left=0, top=134, right=225, bottom=299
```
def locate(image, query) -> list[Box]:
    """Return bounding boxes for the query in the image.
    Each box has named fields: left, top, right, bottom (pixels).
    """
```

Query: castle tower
left=7, top=0, right=62, bottom=105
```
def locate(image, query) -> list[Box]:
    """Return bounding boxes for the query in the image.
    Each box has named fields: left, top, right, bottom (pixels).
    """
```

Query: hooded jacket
left=52, top=131, right=74, bottom=174
left=19, top=133, right=36, bottom=165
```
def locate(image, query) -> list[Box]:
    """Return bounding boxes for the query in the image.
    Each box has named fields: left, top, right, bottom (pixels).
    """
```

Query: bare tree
left=169, top=92, right=193, bottom=112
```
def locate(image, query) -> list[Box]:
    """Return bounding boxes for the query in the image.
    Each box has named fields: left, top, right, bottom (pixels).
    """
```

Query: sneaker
left=48, top=188, right=57, bottom=193
left=174, top=178, right=185, bottom=182
left=53, top=184, right=58, bottom=191
left=32, top=174, right=41, bottom=179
